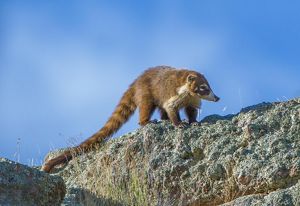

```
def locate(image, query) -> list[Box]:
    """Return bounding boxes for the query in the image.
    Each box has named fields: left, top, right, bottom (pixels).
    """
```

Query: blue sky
left=1, top=0, right=299, bottom=166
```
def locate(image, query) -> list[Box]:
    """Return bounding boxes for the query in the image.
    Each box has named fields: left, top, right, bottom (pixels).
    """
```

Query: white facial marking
left=199, top=84, right=208, bottom=91
left=201, top=90, right=217, bottom=101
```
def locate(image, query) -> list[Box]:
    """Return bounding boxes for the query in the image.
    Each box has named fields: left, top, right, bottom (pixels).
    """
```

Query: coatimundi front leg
left=163, top=92, right=191, bottom=126
left=140, top=106, right=182, bottom=126
left=185, top=106, right=198, bottom=124
left=161, top=106, right=198, bottom=125
left=160, top=109, right=169, bottom=120
left=165, top=108, right=178, bottom=126
left=159, top=108, right=181, bottom=122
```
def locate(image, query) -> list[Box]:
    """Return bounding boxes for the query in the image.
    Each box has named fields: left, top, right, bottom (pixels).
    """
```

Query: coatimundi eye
left=199, top=85, right=207, bottom=91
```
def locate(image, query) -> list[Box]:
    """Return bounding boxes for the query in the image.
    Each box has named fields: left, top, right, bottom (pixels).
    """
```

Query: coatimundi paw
left=190, top=121, right=201, bottom=126
left=139, top=119, right=158, bottom=126
left=176, top=121, right=189, bottom=128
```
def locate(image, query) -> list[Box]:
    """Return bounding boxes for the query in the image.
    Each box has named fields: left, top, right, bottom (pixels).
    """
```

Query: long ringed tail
left=42, top=86, right=136, bottom=173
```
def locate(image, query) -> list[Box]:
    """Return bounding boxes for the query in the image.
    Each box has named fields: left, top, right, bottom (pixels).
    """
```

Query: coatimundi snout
left=42, top=66, right=219, bottom=173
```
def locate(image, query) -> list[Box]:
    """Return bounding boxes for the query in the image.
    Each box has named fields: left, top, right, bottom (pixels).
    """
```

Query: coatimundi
left=42, top=66, right=220, bottom=173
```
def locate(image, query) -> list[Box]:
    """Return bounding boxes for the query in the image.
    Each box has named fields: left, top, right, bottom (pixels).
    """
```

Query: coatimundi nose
left=214, top=95, right=220, bottom=102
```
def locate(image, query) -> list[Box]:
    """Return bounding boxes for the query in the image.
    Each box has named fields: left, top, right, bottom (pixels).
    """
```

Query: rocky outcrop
left=46, top=98, right=299, bottom=206
left=221, top=180, right=300, bottom=206
left=0, top=158, right=65, bottom=205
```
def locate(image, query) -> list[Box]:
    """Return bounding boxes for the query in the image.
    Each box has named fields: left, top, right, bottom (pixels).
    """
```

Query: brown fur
left=42, top=66, right=219, bottom=173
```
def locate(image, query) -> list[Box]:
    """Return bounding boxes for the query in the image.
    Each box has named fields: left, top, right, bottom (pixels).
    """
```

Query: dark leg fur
left=176, top=112, right=181, bottom=122
left=185, top=106, right=198, bottom=124
left=161, top=108, right=181, bottom=124
left=160, top=109, right=169, bottom=120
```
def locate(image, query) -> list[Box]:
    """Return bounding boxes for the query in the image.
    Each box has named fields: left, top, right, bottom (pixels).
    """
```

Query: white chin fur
left=201, top=91, right=217, bottom=101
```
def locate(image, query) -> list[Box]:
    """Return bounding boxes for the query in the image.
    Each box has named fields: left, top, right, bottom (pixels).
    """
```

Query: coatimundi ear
left=187, top=74, right=197, bottom=82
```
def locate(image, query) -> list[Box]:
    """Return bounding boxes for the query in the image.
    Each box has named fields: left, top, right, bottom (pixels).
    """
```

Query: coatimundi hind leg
left=185, top=106, right=199, bottom=124
left=138, top=101, right=156, bottom=126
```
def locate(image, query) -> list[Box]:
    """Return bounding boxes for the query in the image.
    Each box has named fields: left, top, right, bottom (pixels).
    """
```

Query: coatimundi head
left=186, top=73, right=220, bottom=102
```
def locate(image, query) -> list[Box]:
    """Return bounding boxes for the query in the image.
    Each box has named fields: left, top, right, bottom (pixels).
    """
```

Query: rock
left=206, top=163, right=226, bottom=180
left=0, top=158, right=65, bottom=205
left=45, top=98, right=300, bottom=206
left=221, top=180, right=300, bottom=206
